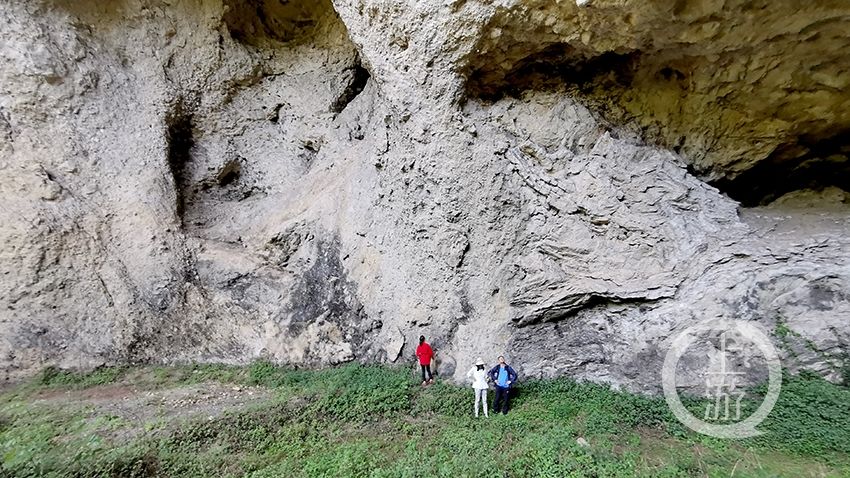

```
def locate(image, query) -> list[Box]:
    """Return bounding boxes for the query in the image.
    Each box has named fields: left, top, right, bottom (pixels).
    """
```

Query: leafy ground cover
left=1, top=363, right=848, bottom=477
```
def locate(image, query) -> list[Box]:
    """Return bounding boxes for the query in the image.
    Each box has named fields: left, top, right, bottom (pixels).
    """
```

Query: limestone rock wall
left=1, top=0, right=848, bottom=392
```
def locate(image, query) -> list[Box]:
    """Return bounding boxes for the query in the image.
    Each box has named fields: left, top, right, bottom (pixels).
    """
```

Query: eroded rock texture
left=1, top=0, right=848, bottom=392
left=465, top=0, right=850, bottom=205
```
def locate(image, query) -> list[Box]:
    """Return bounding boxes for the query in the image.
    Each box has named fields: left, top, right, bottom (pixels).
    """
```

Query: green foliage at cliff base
left=2, top=363, right=848, bottom=477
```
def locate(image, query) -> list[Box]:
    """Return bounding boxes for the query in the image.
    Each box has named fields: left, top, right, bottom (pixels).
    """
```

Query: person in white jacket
left=466, top=358, right=489, bottom=417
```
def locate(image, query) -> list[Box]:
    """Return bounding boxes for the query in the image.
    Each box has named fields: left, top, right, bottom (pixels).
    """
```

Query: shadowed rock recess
left=1, top=0, right=849, bottom=393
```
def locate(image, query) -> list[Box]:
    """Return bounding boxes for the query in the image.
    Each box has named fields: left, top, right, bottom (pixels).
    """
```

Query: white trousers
left=474, top=388, right=488, bottom=417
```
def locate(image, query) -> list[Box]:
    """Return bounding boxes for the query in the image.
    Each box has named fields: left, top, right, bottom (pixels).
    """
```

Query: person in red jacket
left=416, top=335, right=434, bottom=386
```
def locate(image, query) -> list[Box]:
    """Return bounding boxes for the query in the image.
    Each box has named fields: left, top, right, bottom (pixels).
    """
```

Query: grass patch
left=38, top=365, right=129, bottom=389
left=1, top=363, right=849, bottom=477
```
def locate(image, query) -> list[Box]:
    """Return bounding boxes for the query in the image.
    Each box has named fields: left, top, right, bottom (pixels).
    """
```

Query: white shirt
left=466, top=367, right=489, bottom=390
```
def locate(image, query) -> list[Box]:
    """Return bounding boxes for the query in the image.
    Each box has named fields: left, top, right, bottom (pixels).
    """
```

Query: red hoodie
left=416, top=342, right=433, bottom=365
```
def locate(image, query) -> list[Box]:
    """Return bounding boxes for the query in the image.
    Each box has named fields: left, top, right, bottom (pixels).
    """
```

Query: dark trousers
left=420, top=364, right=432, bottom=382
left=493, top=386, right=510, bottom=414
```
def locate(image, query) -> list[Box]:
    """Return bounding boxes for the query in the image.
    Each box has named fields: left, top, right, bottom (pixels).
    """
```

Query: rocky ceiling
left=463, top=0, right=850, bottom=205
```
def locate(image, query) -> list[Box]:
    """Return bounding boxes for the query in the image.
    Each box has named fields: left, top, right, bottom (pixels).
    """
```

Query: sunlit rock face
left=1, top=0, right=848, bottom=393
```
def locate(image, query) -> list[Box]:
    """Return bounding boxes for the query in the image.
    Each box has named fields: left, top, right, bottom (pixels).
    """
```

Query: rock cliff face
left=1, top=0, right=848, bottom=392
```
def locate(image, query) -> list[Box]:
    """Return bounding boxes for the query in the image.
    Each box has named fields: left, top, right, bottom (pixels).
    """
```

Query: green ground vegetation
left=1, top=362, right=849, bottom=477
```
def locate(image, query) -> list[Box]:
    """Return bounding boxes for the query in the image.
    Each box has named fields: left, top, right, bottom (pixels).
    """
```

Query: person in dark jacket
left=488, top=356, right=518, bottom=415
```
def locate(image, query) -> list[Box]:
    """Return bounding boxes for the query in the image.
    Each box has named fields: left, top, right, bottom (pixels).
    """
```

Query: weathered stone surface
left=463, top=0, right=850, bottom=204
left=1, top=0, right=848, bottom=393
